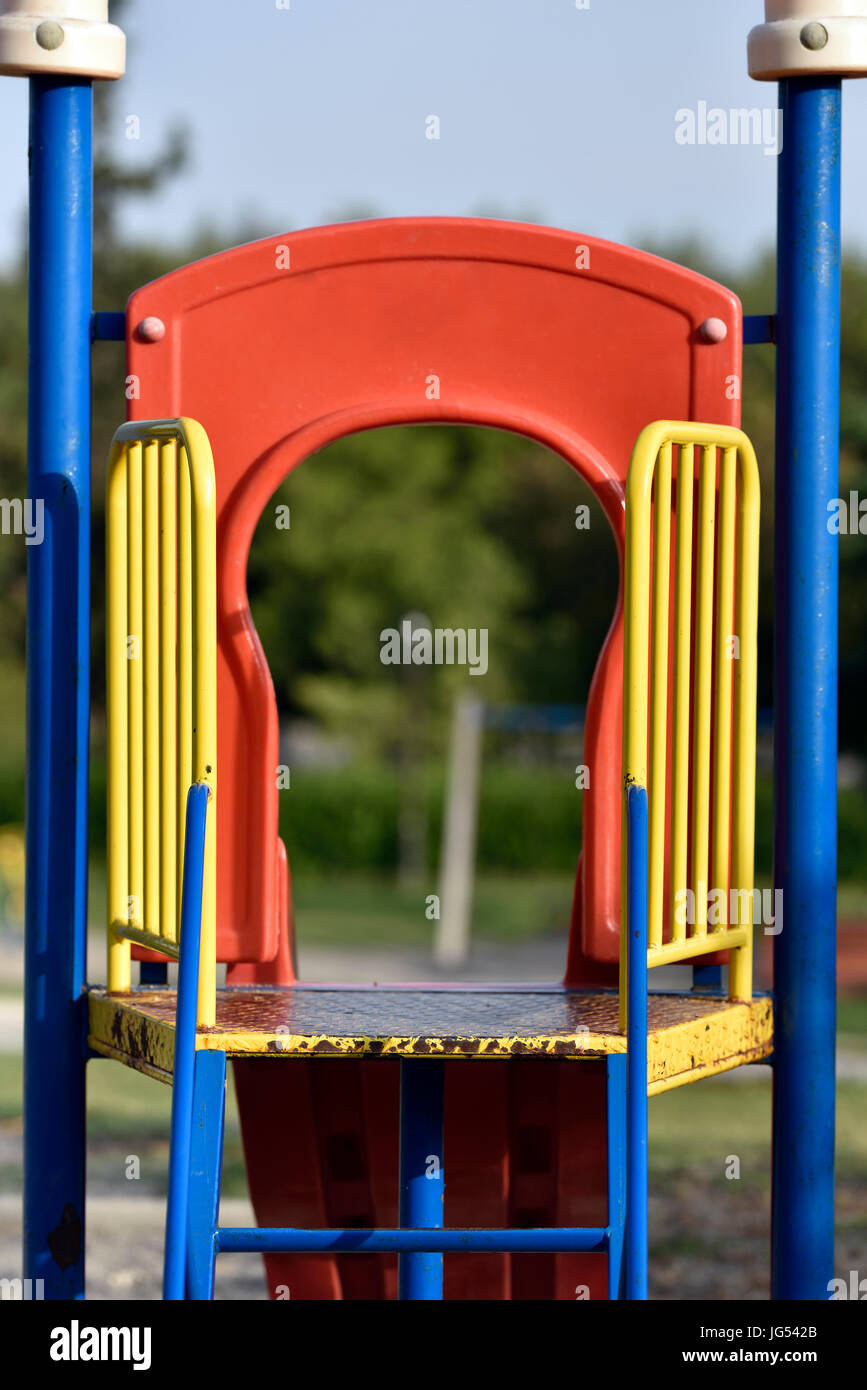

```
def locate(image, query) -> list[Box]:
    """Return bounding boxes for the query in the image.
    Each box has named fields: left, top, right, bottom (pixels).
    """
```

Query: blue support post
left=626, top=784, right=648, bottom=1301
left=398, top=1059, right=445, bottom=1300
left=605, top=1054, right=627, bottom=1300
left=186, top=1050, right=227, bottom=1301
left=23, top=77, right=93, bottom=1300
left=772, top=78, right=840, bottom=1301
left=692, top=964, right=723, bottom=991
left=164, top=783, right=210, bottom=1300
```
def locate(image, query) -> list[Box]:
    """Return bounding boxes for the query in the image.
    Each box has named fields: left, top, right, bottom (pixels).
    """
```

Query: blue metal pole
left=605, top=1054, right=627, bottom=1300
left=23, top=77, right=93, bottom=1300
left=216, top=1226, right=609, bottom=1255
left=626, top=784, right=648, bottom=1301
left=398, top=1059, right=445, bottom=1299
left=772, top=78, right=840, bottom=1301
left=164, top=783, right=209, bottom=1300
left=186, top=1049, right=227, bottom=1301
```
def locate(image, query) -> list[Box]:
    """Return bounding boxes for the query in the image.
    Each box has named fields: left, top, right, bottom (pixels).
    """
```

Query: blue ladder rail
left=165, top=784, right=650, bottom=1301
left=216, top=1227, right=611, bottom=1254
left=626, top=782, right=649, bottom=1300
left=164, top=782, right=210, bottom=1301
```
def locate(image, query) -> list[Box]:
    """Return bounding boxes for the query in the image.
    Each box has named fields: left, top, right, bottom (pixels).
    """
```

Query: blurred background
left=0, top=0, right=864, bottom=1298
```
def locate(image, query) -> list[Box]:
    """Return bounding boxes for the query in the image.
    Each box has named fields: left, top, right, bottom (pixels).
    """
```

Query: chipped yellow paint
left=230, top=1031, right=623, bottom=1059
left=647, top=995, right=773, bottom=1093
left=87, top=1035, right=175, bottom=1087
left=87, top=988, right=773, bottom=1092
left=88, top=990, right=177, bottom=1080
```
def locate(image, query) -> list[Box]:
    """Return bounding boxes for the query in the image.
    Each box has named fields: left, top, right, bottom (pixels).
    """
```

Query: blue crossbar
left=216, top=1227, right=611, bottom=1254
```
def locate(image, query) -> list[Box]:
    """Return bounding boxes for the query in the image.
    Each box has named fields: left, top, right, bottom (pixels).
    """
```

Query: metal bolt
left=800, top=22, right=829, bottom=52
left=699, top=317, right=727, bottom=344
left=35, top=21, right=65, bottom=51
left=136, top=316, right=166, bottom=343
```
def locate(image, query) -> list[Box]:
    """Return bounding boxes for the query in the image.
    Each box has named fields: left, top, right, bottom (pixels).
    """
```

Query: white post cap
left=0, top=1, right=125, bottom=79
left=749, top=2, right=867, bottom=78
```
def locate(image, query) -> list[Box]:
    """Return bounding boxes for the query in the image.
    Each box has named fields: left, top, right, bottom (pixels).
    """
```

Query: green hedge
left=277, top=764, right=584, bottom=875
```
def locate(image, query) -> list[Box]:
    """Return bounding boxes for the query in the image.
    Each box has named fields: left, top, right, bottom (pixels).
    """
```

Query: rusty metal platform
left=87, top=985, right=773, bottom=1095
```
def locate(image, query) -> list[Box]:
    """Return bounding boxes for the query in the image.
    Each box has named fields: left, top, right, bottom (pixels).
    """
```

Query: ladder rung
left=216, top=1226, right=610, bottom=1255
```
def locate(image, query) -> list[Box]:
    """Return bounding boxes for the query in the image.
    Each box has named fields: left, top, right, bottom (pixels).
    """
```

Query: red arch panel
left=126, top=217, right=741, bottom=968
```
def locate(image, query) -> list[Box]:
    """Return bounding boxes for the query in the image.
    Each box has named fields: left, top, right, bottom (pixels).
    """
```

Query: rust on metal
left=87, top=986, right=773, bottom=1089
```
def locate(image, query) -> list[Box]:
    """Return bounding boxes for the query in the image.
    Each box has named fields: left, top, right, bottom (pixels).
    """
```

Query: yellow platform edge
left=87, top=990, right=773, bottom=1095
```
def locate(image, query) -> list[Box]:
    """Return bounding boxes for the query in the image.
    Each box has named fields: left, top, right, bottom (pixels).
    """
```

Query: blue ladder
left=163, top=784, right=649, bottom=1301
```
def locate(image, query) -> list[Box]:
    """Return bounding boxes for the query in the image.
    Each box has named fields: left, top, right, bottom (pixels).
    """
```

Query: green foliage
left=279, top=763, right=582, bottom=875
left=248, top=424, right=616, bottom=755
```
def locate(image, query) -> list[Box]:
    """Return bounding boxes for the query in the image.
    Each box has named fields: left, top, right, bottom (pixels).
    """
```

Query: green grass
left=837, top=882, right=867, bottom=919
left=0, top=1053, right=21, bottom=1122
left=651, top=1077, right=867, bottom=1186
left=838, top=992, right=867, bottom=1040
left=290, top=870, right=574, bottom=946
left=0, top=1053, right=248, bottom=1197
left=0, top=663, right=24, bottom=772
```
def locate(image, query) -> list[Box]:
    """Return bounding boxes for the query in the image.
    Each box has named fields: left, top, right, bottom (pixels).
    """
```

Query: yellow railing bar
left=729, top=442, right=761, bottom=1000
left=620, top=428, right=654, bottom=1022
left=648, top=443, right=671, bottom=951
left=106, top=441, right=130, bottom=993
left=115, top=924, right=180, bottom=962
left=647, top=926, right=748, bottom=968
left=711, top=446, right=737, bottom=927
left=177, top=455, right=192, bottom=927
left=191, top=432, right=218, bottom=1026
left=621, top=420, right=760, bottom=1029
left=143, top=439, right=160, bottom=940
left=159, top=439, right=178, bottom=944
left=669, top=444, right=694, bottom=945
left=106, top=418, right=217, bottom=1027
left=690, top=446, right=718, bottom=938
left=127, top=440, right=144, bottom=932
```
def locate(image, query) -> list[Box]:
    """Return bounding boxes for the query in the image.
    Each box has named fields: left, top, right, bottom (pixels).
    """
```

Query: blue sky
left=1, top=0, right=867, bottom=275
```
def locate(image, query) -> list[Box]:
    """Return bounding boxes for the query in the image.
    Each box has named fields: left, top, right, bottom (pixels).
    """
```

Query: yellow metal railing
left=106, top=418, right=217, bottom=1026
left=620, top=421, right=760, bottom=1027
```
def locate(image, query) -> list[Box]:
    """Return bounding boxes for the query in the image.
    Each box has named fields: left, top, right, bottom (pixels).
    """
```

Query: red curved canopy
left=127, top=217, right=741, bottom=970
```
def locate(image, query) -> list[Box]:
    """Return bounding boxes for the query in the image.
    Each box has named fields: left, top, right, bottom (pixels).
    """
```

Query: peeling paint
left=88, top=987, right=773, bottom=1091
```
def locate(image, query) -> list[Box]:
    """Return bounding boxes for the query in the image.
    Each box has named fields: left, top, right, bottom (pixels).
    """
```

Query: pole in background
left=434, top=696, right=484, bottom=966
